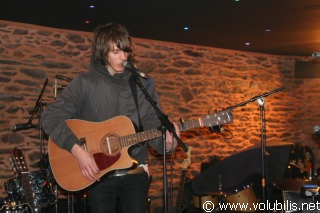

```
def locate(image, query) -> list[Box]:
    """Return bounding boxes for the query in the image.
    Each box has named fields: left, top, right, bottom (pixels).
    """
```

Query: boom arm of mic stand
left=226, top=86, right=286, bottom=110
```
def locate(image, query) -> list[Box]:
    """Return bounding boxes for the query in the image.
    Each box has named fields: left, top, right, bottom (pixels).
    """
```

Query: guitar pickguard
left=93, top=153, right=121, bottom=170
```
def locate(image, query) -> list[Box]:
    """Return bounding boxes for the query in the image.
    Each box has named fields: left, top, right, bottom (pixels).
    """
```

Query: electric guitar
left=175, top=146, right=192, bottom=213
left=48, top=110, right=233, bottom=191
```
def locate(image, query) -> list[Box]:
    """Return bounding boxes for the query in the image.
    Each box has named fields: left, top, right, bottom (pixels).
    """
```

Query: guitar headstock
left=182, top=146, right=192, bottom=169
left=10, top=147, right=28, bottom=175
left=202, top=109, right=233, bottom=127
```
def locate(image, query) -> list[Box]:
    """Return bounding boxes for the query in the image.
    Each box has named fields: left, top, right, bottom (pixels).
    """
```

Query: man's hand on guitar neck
left=165, top=122, right=180, bottom=152
left=71, top=144, right=100, bottom=182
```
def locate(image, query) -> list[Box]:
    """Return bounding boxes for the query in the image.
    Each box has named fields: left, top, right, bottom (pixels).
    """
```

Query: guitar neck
left=10, top=148, right=35, bottom=211
left=176, top=169, right=187, bottom=213
left=178, top=118, right=202, bottom=132
left=120, top=110, right=232, bottom=147
left=20, top=172, right=35, bottom=210
left=120, top=129, right=162, bottom=147
left=119, top=120, right=199, bottom=147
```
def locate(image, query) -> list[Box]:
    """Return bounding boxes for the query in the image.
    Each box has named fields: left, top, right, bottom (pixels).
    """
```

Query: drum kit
left=1, top=148, right=56, bottom=213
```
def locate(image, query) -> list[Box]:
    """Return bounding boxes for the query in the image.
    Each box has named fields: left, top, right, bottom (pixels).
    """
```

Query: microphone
left=121, top=61, right=147, bottom=79
left=314, top=126, right=320, bottom=138
left=12, top=123, right=37, bottom=131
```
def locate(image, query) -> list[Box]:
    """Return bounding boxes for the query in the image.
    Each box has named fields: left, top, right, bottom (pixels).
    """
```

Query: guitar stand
left=52, top=189, right=87, bottom=213
left=53, top=193, right=75, bottom=213
left=67, top=194, right=74, bottom=213
left=66, top=193, right=87, bottom=213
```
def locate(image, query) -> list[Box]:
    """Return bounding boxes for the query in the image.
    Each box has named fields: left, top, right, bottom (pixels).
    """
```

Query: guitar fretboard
left=121, top=129, right=162, bottom=147
left=119, top=118, right=203, bottom=147
left=119, top=110, right=232, bottom=147
left=176, top=169, right=188, bottom=213
left=178, top=118, right=202, bottom=131
left=20, top=172, right=35, bottom=210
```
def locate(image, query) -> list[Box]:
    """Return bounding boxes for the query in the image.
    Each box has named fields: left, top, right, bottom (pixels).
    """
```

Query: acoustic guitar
left=48, top=110, right=233, bottom=191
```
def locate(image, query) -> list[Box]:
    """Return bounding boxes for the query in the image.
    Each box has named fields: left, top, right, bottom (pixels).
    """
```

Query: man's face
left=106, top=43, right=131, bottom=75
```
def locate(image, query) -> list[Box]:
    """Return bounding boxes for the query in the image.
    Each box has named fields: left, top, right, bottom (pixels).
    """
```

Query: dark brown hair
left=92, top=23, right=132, bottom=65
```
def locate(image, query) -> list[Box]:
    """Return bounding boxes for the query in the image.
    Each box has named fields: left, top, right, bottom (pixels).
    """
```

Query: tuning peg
left=9, top=157, right=16, bottom=172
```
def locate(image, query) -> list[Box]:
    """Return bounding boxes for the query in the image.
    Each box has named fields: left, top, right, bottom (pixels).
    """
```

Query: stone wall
left=1, top=20, right=320, bottom=212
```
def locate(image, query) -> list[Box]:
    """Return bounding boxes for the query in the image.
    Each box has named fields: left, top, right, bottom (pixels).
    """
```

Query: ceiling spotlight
left=183, top=27, right=190, bottom=30
left=89, top=5, right=95, bottom=9
left=245, top=42, right=251, bottom=46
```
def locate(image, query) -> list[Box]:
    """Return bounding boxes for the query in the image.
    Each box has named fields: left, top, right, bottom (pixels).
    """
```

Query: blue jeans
left=88, top=172, right=149, bottom=213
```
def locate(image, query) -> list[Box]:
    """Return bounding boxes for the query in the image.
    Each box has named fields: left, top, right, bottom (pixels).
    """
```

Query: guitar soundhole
left=101, top=133, right=121, bottom=156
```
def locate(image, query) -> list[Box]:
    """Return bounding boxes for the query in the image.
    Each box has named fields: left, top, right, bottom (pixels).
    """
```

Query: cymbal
left=207, top=191, right=230, bottom=196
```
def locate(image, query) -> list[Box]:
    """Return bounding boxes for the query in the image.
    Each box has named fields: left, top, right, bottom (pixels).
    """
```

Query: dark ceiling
left=2, top=0, right=320, bottom=56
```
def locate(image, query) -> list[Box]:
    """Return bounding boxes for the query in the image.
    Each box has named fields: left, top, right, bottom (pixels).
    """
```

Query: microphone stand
left=29, top=78, right=49, bottom=170
left=131, top=74, right=188, bottom=213
left=10, top=78, right=49, bottom=213
left=226, top=86, right=286, bottom=208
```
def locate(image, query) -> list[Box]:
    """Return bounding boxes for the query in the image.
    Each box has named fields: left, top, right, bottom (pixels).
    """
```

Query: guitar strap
left=129, top=75, right=143, bottom=132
